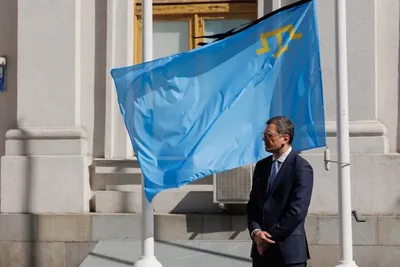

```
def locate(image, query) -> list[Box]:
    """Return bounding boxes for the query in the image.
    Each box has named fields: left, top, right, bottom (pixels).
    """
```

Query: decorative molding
left=4, top=127, right=88, bottom=156
left=325, top=120, right=387, bottom=137
left=5, top=127, right=87, bottom=140
left=135, top=0, right=256, bottom=4
left=93, top=157, right=140, bottom=174
left=134, top=2, right=257, bottom=16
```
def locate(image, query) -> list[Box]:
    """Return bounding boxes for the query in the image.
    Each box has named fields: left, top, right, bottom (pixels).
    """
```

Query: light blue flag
left=111, top=0, right=326, bottom=202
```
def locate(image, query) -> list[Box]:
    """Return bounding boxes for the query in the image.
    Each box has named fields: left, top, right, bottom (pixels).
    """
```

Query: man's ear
left=283, top=134, right=290, bottom=143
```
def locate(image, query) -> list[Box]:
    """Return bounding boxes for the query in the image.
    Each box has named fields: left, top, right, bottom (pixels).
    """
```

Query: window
left=134, top=2, right=257, bottom=63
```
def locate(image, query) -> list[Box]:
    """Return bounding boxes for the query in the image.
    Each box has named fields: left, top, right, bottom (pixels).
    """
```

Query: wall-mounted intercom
left=0, top=57, right=6, bottom=92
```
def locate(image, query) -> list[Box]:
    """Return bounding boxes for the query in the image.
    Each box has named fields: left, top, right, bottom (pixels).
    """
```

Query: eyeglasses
left=261, top=132, right=281, bottom=140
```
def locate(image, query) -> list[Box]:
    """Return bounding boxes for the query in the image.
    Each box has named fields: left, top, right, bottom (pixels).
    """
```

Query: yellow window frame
left=134, top=2, right=257, bottom=64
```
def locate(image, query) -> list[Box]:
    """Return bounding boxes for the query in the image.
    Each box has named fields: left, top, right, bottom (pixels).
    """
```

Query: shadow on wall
left=20, top=127, right=38, bottom=267
left=170, top=191, right=247, bottom=215
left=169, top=174, right=249, bottom=215
left=170, top=191, right=221, bottom=214
left=396, top=196, right=400, bottom=211
left=0, top=2, right=38, bottom=265
left=89, top=0, right=108, bottom=211
left=93, top=0, right=107, bottom=158
left=153, top=211, right=248, bottom=241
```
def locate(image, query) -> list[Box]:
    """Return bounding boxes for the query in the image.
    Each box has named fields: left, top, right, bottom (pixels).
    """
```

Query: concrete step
left=94, top=184, right=222, bottom=213
left=105, top=184, right=213, bottom=192
left=91, top=158, right=213, bottom=190
left=91, top=158, right=142, bottom=190
left=92, top=173, right=142, bottom=191
left=92, top=157, right=222, bottom=213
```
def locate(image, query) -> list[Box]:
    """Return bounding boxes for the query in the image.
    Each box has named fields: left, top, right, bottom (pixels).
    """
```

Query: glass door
left=135, top=15, right=193, bottom=63
left=201, top=17, right=252, bottom=44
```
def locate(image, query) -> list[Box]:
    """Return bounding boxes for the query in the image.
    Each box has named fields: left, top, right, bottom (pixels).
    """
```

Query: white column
left=375, top=0, right=400, bottom=153
left=272, top=0, right=282, bottom=10
left=315, top=0, right=389, bottom=153
left=257, top=0, right=281, bottom=18
left=105, top=0, right=134, bottom=159
left=0, top=0, right=91, bottom=213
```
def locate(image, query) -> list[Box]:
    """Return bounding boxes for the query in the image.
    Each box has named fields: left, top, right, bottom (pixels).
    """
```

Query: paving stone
left=66, top=242, right=96, bottom=267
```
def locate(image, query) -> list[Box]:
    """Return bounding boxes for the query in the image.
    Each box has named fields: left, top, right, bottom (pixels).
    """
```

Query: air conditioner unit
left=213, top=164, right=254, bottom=204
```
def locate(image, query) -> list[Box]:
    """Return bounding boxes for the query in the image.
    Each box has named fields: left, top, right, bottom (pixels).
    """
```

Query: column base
left=334, top=260, right=359, bottom=267
left=133, top=256, right=163, bottom=267
left=0, top=127, right=91, bottom=213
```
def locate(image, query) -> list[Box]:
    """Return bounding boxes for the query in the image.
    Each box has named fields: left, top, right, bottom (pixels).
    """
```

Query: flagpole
left=334, top=0, right=358, bottom=266
left=133, top=0, right=162, bottom=266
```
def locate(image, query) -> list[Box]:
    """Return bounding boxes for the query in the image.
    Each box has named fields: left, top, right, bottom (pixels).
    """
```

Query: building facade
left=0, top=0, right=399, bottom=266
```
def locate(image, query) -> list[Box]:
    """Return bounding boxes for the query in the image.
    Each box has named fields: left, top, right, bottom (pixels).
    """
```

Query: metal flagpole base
left=335, top=260, right=359, bottom=267
left=133, top=256, right=163, bottom=267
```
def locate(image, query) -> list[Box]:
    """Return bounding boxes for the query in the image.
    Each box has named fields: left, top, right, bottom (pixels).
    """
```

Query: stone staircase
left=91, top=158, right=223, bottom=213
left=90, top=153, right=400, bottom=215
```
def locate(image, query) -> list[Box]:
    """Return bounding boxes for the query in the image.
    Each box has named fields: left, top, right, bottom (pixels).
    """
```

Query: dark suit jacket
left=247, top=149, right=313, bottom=265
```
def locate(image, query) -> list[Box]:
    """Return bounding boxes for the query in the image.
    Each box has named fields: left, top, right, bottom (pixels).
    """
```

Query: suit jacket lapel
left=268, top=149, right=296, bottom=195
left=262, top=156, right=273, bottom=195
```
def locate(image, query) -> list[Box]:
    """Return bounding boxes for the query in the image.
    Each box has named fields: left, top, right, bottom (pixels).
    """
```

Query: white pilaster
left=105, top=0, right=134, bottom=159
left=316, top=0, right=389, bottom=153
left=257, top=0, right=390, bottom=154
left=376, top=0, right=400, bottom=152
left=1, top=0, right=92, bottom=213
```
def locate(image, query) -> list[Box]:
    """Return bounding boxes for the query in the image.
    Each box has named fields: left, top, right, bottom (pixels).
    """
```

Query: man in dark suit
left=247, top=116, right=313, bottom=267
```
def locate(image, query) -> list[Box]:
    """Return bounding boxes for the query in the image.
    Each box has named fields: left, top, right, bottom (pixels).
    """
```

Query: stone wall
left=0, top=213, right=398, bottom=266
